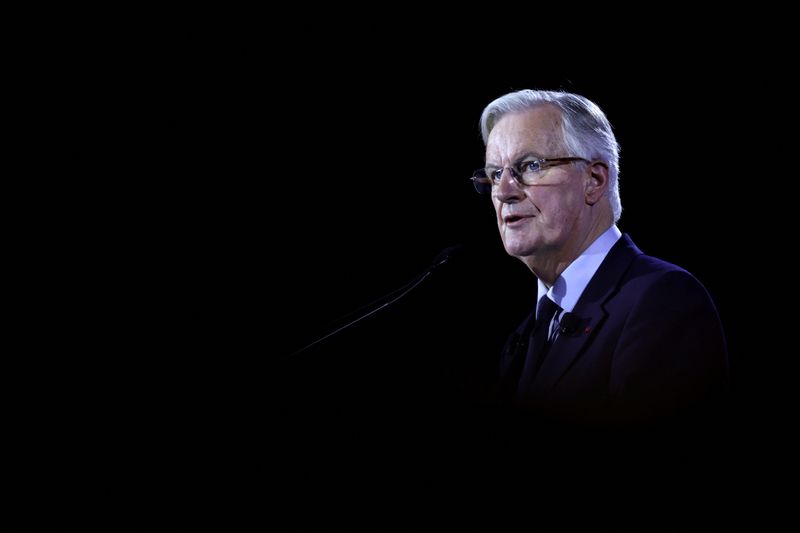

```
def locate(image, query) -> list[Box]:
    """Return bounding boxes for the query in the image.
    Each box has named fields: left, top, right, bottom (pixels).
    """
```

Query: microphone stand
left=288, top=245, right=463, bottom=357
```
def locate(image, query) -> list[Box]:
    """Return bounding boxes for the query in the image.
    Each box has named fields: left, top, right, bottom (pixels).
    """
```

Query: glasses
left=470, top=157, right=590, bottom=194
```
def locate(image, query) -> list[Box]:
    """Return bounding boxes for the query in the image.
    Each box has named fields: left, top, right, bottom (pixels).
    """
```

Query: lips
left=503, top=214, right=534, bottom=224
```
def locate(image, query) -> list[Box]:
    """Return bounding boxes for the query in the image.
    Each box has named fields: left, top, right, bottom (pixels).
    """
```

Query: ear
left=585, top=161, right=609, bottom=206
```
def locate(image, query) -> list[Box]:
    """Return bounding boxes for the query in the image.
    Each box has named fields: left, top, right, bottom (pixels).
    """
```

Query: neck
left=522, top=219, right=613, bottom=285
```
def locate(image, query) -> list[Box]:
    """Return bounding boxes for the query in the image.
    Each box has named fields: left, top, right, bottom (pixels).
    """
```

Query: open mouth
left=504, top=215, right=533, bottom=225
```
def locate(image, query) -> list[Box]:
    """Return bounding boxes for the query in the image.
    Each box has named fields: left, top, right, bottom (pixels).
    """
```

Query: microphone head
left=430, top=244, right=466, bottom=270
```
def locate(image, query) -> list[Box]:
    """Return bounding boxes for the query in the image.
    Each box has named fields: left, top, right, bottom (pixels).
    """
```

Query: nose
left=494, top=167, right=524, bottom=204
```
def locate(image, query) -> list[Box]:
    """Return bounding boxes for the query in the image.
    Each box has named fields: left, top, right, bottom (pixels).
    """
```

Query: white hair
left=480, top=89, right=622, bottom=222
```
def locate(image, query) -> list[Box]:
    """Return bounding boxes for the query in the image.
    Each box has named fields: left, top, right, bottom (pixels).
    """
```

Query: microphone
left=429, top=244, right=466, bottom=271
left=558, top=312, right=580, bottom=336
left=289, top=244, right=465, bottom=356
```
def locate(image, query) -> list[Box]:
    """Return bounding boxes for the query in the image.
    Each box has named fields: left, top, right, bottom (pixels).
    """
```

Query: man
left=472, top=89, right=728, bottom=426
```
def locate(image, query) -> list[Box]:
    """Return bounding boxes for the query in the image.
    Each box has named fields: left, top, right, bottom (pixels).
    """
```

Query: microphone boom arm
left=287, top=245, right=463, bottom=357
left=288, top=271, right=432, bottom=357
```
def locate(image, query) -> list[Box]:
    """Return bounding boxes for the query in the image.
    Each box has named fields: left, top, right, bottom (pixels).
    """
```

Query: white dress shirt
left=537, top=225, right=622, bottom=338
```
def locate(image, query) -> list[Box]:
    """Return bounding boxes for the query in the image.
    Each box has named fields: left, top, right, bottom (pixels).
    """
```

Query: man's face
left=486, top=106, right=590, bottom=259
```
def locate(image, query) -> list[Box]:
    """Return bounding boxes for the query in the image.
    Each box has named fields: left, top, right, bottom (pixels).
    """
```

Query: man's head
left=476, top=90, right=621, bottom=277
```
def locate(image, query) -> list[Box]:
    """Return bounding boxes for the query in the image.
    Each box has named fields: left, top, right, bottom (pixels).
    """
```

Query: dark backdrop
left=160, top=62, right=774, bottom=522
left=177, top=73, right=749, bottom=410
left=19, top=15, right=793, bottom=527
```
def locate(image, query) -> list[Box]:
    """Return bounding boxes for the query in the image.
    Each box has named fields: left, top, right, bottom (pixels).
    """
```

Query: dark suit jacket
left=498, top=233, right=729, bottom=426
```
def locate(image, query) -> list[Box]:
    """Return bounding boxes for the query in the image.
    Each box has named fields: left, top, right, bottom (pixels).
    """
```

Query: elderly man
left=471, top=89, right=728, bottom=425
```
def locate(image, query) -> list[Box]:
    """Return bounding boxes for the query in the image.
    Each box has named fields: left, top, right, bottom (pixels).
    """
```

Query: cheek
left=538, top=190, right=582, bottom=220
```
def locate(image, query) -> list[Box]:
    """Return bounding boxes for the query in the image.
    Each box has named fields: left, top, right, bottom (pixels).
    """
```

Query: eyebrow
left=485, top=152, right=544, bottom=168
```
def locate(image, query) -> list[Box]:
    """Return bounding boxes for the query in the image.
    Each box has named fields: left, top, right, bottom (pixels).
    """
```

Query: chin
left=502, top=231, right=555, bottom=258
left=502, top=239, right=536, bottom=258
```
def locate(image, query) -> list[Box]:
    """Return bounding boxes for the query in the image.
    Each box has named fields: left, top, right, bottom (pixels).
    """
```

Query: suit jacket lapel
left=532, top=234, right=643, bottom=393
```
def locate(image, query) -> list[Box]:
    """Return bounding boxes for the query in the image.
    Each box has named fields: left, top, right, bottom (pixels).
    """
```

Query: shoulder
left=595, top=238, right=721, bottom=325
left=629, top=253, right=700, bottom=287
left=612, top=235, right=714, bottom=307
left=628, top=253, right=712, bottom=304
left=605, top=253, right=723, bottom=340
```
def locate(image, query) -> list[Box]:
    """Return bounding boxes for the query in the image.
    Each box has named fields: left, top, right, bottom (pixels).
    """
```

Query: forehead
left=485, top=105, right=564, bottom=163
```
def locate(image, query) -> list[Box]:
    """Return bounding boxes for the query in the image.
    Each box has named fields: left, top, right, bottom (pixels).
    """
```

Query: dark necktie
left=516, top=296, right=561, bottom=394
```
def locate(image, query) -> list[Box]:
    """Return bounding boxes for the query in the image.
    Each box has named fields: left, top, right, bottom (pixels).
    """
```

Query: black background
left=168, top=66, right=770, bottom=521
left=13, top=12, right=795, bottom=526
left=79, top=26, right=790, bottom=524
left=178, top=73, right=750, bottom=404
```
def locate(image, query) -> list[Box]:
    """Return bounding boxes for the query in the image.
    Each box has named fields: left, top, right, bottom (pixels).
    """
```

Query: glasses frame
left=471, top=157, right=590, bottom=194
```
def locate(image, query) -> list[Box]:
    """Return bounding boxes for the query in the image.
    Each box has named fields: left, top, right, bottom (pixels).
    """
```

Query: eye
left=521, top=160, right=542, bottom=173
left=490, top=168, right=503, bottom=181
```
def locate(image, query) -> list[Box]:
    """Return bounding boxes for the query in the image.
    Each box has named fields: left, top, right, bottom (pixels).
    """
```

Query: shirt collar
left=537, top=225, right=622, bottom=313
